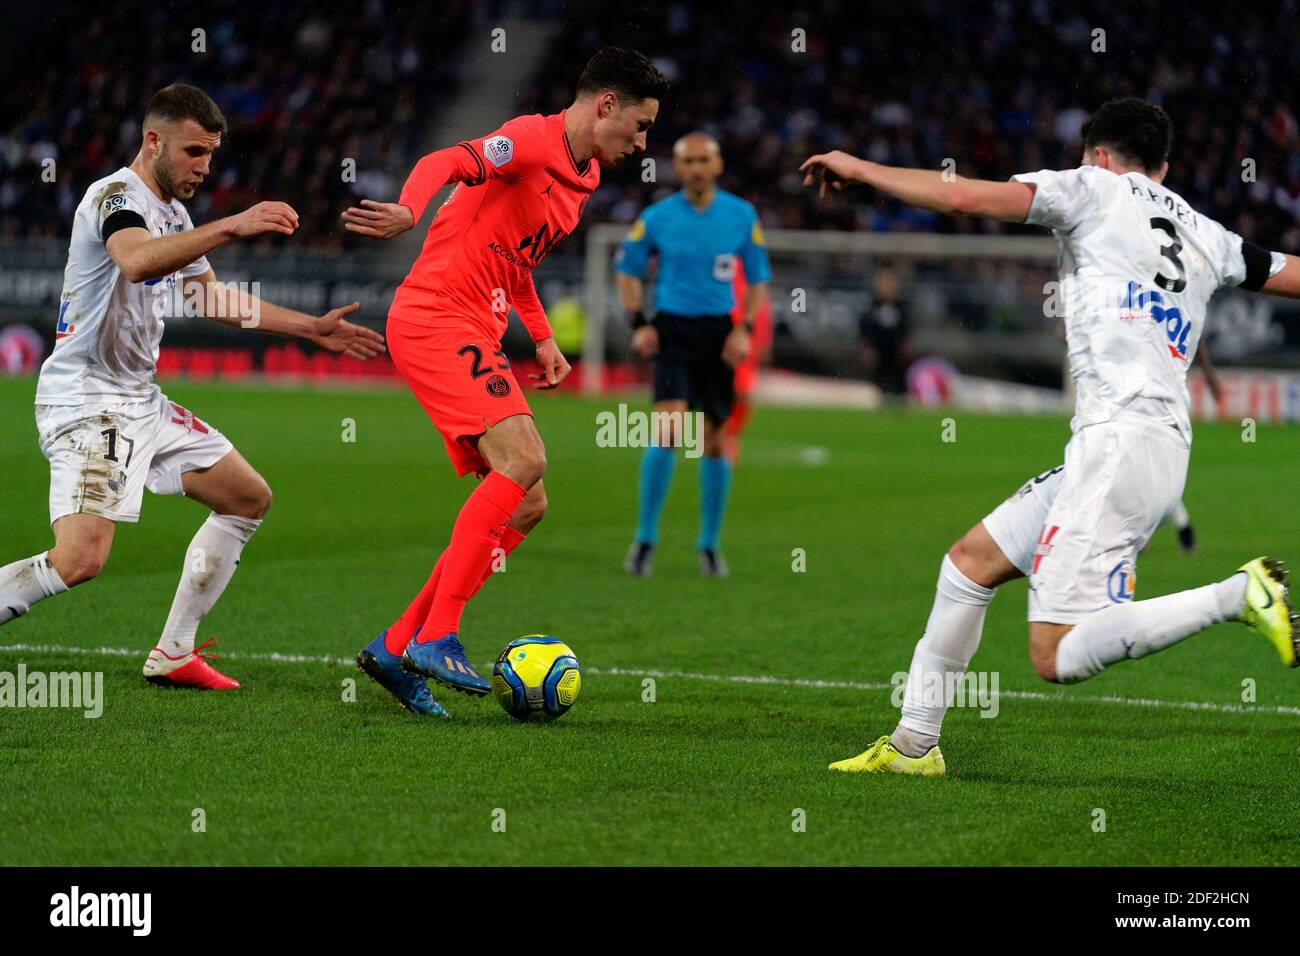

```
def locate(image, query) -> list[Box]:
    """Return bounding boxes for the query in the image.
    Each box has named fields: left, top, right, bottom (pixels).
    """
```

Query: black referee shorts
left=651, top=311, right=735, bottom=424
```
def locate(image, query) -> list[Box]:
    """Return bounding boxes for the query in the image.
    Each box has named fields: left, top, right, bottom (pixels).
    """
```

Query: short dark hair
left=1081, top=97, right=1172, bottom=173
left=144, top=83, right=227, bottom=136
left=576, top=47, right=669, bottom=106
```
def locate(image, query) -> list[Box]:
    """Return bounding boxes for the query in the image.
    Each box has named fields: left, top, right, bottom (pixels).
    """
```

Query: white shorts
left=983, top=412, right=1189, bottom=624
left=36, top=389, right=234, bottom=525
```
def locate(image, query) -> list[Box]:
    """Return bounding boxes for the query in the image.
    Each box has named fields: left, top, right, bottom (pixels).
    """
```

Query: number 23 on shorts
left=457, top=343, right=510, bottom=379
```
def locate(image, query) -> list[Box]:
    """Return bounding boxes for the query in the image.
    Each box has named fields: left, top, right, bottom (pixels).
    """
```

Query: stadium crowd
left=0, top=0, right=472, bottom=248
left=1, top=0, right=1296, bottom=254
left=521, top=0, right=1300, bottom=251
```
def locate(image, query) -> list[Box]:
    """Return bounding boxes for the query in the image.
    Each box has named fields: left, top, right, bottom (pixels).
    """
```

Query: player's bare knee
left=252, top=481, right=273, bottom=517
left=50, top=543, right=108, bottom=586
left=946, top=532, right=982, bottom=576
left=229, top=479, right=272, bottom=519
left=1029, top=629, right=1065, bottom=683
left=497, top=450, right=546, bottom=490
left=518, top=450, right=547, bottom=489
left=948, top=525, right=1014, bottom=588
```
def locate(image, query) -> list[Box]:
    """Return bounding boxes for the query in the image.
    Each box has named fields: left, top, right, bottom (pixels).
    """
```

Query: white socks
left=894, top=555, right=996, bottom=755
left=1054, top=573, right=1247, bottom=683
left=0, top=552, right=69, bottom=625
left=158, top=513, right=261, bottom=657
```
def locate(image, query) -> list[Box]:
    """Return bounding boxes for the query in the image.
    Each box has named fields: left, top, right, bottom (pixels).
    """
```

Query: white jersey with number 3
left=1011, top=165, right=1255, bottom=443
left=35, top=166, right=210, bottom=407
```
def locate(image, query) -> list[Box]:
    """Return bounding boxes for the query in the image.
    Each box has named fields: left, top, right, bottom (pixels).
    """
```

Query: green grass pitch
left=1, top=374, right=1297, bottom=866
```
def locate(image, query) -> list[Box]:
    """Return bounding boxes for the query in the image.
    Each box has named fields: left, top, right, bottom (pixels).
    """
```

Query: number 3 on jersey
left=1149, top=217, right=1187, bottom=294
left=1136, top=217, right=1192, bottom=361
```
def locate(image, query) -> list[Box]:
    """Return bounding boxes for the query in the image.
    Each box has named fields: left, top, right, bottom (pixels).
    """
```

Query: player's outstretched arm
left=799, top=151, right=1036, bottom=223
left=182, top=269, right=386, bottom=360
left=339, top=199, right=414, bottom=240
left=341, top=141, right=487, bottom=239
left=1260, top=253, right=1300, bottom=299
left=105, top=201, right=299, bottom=283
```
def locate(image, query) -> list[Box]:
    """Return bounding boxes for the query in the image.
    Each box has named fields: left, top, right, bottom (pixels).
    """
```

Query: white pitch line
left=2, top=642, right=1298, bottom=717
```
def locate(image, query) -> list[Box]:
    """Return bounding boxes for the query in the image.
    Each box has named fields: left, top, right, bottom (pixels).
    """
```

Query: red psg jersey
left=392, top=110, right=600, bottom=341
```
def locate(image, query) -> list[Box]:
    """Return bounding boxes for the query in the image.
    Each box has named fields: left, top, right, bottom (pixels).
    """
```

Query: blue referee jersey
left=615, top=189, right=771, bottom=316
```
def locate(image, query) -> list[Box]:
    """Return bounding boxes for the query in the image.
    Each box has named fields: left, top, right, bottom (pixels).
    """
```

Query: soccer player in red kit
left=342, top=48, right=668, bottom=716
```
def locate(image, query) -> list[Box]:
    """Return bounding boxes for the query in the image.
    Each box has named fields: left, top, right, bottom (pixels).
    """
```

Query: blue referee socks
left=635, top=444, right=677, bottom=546
left=696, top=455, right=732, bottom=552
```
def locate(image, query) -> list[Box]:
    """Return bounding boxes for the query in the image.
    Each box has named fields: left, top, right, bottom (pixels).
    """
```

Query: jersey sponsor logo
left=627, top=218, right=646, bottom=242
left=482, top=135, right=514, bottom=168
left=1107, top=560, right=1137, bottom=603
left=514, top=222, right=569, bottom=267
left=486, top=240, right=534, bottom=270
left=1031, top=524, right=1061, bottom=574
left=55, top=299, right=77, bottom=340
left=485, top=373, right=512, bottom=397
left=751, top=220, right=766, bottom=246
left=1122, top=282, right=1191, bottom=361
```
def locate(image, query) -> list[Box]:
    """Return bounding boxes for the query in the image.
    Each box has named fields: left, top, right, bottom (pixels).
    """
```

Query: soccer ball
left=491, top=635, right=581, bottom=721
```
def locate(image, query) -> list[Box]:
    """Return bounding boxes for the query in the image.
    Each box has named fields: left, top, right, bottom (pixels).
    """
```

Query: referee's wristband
left=629, top=309, right=649, bottom=330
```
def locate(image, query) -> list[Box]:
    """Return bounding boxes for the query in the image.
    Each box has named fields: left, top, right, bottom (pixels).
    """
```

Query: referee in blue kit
left=616, top=132, right=772, bottom=577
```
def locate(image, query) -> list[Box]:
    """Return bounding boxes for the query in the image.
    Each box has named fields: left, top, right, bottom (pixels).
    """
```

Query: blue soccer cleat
left=401, top=632, right=492, bottom=697
left=356, top=631, right=450, bottom=717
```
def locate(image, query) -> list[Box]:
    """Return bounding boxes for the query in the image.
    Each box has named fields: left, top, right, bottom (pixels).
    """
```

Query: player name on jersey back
left=1011, top=164, right=1257, bottom=443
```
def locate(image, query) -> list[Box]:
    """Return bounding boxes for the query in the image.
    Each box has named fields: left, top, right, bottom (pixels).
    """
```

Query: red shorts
left=387, top=314, right=532, bottom=477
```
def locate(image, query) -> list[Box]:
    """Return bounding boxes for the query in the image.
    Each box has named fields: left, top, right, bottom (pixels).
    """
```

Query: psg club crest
left=483, top=135, right=514, bottom=168
left=1108, top=560, right=1137, bottom=603
left=486, top=373, right=512, bottom=397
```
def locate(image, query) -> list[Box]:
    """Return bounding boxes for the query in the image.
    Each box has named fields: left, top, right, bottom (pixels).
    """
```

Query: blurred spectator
left=859, top=269, right=912, bottom=396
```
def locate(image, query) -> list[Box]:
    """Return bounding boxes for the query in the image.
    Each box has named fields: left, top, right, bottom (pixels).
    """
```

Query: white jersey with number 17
left=1011, top=165, right=1265, bottom=444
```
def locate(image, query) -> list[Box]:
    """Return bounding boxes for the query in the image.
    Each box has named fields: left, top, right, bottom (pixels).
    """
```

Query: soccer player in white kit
left=0, top=84, right=385, bottom=689
left=801, top=98, right=1299, bottom=775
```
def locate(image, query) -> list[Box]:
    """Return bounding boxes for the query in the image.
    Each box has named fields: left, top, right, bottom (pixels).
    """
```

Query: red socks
left=384, top=550, right=448, bottom=655
left=384, top=523, right=526, bottom=655
left=393, top=471, right=527, bottom=648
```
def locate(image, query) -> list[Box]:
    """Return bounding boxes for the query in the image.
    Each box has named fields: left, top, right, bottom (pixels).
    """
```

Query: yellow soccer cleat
left=828, top=735, right=946, bottom=776
left=1238, top=557, right=1298, bottom=667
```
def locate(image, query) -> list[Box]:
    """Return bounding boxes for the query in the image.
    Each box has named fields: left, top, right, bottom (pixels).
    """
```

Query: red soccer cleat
left=143, top=638, right=241, bottom=690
